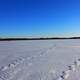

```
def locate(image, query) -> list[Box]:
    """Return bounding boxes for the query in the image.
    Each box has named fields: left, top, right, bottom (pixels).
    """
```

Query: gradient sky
left=0, top=0, right=80, bottom=37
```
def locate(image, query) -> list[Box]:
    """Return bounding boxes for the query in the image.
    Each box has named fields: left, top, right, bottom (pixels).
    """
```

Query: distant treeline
left=0, top=37, right=80, bottom=41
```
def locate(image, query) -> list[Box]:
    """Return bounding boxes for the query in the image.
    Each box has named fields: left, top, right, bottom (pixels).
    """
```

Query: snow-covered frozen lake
left=0, top=39, right=80, bottom=80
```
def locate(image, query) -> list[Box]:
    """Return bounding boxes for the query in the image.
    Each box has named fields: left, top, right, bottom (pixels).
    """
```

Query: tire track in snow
left=56, top=58, right=80, bottom=80
left=0, top=57, right=25, bottom=80
left=0, top=43, right=57, bottom=80
left=10, top=44, right=56, bottom=80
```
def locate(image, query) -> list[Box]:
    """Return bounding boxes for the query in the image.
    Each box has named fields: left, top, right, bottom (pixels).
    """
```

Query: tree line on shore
left=0, top=37, right=80, bottom=41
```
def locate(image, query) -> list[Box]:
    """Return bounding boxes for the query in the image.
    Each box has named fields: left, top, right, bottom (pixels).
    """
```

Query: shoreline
left=0, top=37, right=80, bottom=41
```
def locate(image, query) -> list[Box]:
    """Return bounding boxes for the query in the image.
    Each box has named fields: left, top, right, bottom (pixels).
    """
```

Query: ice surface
left=0, top=40, right=80, bottom=80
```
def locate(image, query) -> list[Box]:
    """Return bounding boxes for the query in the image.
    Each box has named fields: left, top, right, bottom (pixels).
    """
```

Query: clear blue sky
left=0, top=0, right=80, bottom=37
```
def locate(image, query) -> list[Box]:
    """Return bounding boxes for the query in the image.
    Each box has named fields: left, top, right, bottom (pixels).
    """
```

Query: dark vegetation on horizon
left=0, top=37, right=80, bottom=41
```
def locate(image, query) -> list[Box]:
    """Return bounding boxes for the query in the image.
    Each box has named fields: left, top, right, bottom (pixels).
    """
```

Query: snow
left=0, top=40, right=80, bottom=80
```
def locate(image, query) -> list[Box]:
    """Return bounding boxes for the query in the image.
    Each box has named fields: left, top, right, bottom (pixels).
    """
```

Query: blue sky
left=0, top=0, right=80, bottom=37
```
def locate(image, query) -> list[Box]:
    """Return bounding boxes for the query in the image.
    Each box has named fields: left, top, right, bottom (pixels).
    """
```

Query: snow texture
left=0, top=40, right=80, bottom=80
